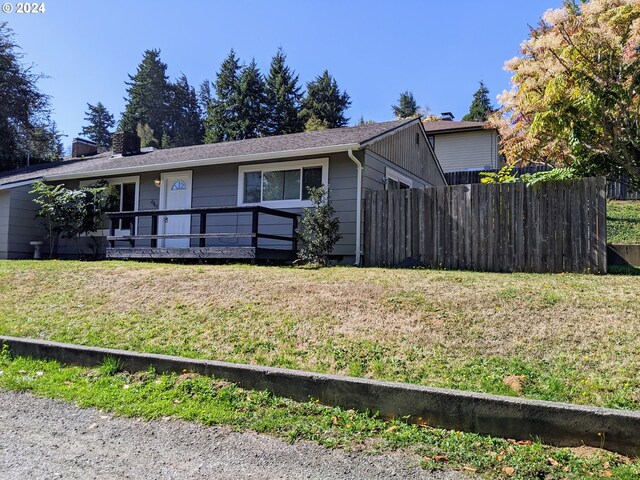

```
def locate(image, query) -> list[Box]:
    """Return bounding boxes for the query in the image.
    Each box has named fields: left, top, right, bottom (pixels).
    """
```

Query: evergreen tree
left=119, top=49, right=170, bottom=145
left=80, top=102, right=115, bottom=149
left=136, top=123, right=157, bottom=148
left=28, top=119, right=64, bottom=163
left=0, top=22, right=55, bottom=171
left=263, top=48, right=303, bottom=135
left=392, top=91, right=419, bottom=119
left=236, top=59, right=266, bottom=139
left=462, top=81, right=493, bottom=121
left=204, top=49, right=242, bottom=143
left=166, top=74, right=203, bottom=147
left=300, top=70, right=351, bottom=131
left=357, top=116, right=376, bottom=125
left=198, top=79, right=212, bottom=116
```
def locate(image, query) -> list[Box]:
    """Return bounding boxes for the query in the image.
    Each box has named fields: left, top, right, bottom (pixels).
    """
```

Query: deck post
left=109, top=217, right=116, bottom=248
left=200, top=213, right=207, bottom=248
left=129, top=217, right=135, bottom=248
left=251, top=209, right=259, bottom=249
left=151, top=215, right=158, bottom=248
left=292, top=216, right=298, bottom=255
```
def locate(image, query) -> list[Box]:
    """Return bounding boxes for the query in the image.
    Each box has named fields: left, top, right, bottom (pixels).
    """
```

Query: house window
left=238, top=158, right=329, bottom=207
left=427, top=135, right=435, bottom=148
left=385, top=167, right=413, bottom=190
left=80, top=175, right=139, bottom=233
left=171, top=180, right=186, bottom=191
left=110, top=181, right=137, bottom=230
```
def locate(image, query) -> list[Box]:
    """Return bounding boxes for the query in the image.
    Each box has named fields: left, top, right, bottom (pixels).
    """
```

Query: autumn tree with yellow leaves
left=490, top=0, right=640, bottom=185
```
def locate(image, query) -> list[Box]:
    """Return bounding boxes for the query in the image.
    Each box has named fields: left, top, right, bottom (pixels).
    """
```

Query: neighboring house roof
left=0, top=118, right=418, bottom=188
left=422, top=120, right=490, bottom=134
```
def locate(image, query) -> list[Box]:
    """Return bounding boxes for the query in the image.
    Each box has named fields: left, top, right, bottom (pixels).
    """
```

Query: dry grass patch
left=1, top=261, right=639, bottom=409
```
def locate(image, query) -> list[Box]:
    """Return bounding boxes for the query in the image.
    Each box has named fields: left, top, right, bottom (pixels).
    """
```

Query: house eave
left=0, top=179, right=39, bottom=191
left=45, top=143, right=362, bottom=182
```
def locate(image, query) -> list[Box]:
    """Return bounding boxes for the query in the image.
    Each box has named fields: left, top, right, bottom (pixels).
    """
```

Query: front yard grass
left=1, top=350, right=637, bottom=480
left=0, top=260, right=639, bottom=412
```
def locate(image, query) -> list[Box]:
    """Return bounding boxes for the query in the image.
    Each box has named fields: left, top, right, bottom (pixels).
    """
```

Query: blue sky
left=4, top=0, right=556, bottom=149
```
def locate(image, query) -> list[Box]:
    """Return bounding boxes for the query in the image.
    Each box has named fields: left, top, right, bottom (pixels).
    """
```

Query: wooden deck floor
left=106, top=246, right=296, bottom=261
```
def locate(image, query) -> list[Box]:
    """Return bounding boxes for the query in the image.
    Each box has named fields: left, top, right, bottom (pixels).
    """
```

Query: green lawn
left=607, top=200, right=640, bottom=244
left=2, top=351, right=638, bottom=479
left=1, top=260, right=639, bottom=411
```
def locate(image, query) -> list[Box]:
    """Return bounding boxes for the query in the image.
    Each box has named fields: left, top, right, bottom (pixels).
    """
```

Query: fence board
left=363, top=177, right=606, bottom=273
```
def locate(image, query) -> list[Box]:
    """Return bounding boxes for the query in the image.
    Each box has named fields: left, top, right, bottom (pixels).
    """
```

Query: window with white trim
left=385, top=167, right=413, bottom=190
left=238, top=158, right=329, bottom=208
left=80, top=176, right=139, bottom=233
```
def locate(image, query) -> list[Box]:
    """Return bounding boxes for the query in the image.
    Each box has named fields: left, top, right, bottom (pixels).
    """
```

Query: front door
left=160, top=171, right=192, bottom=248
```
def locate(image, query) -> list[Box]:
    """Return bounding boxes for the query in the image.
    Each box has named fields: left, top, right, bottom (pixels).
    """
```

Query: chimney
left=71, top=138, right=98, bottom=158
left=112, top=131, right=141, bottom=156
left=440, top=112, right=455, bottom=121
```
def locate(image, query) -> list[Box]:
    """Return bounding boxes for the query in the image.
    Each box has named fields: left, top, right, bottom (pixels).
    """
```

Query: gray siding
left=362, top=150, right=430, bottom=193
left=367, top=122, right=446, bottom=186
left=432, top=130, right=500, bottom=173
left=0, top=190, right=10, bottom=258
left=59, top=152, right=360, bottom=262
left=5, top=184, right=47, bottom=259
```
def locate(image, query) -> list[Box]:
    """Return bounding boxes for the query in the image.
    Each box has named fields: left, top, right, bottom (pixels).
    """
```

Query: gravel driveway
left=0, top=391, right=469, bottom=480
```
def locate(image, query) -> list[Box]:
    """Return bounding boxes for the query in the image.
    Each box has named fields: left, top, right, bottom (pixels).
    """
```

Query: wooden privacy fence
left=363, top=177, right=607, bottom=273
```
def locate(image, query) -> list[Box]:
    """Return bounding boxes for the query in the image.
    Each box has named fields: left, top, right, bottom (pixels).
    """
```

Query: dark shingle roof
left=0, top=119, right=415, bottom=187
left=422, top=120, right=489, bottom=133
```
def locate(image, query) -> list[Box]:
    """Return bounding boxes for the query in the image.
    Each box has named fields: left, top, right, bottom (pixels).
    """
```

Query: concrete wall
left=432, top=129, right=500, bottom=173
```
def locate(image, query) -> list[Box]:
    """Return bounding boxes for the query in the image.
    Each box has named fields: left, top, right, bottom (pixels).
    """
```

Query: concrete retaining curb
left=1, top=335, right=638, bottom=457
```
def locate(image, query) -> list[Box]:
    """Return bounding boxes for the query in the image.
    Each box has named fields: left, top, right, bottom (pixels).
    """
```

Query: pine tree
left=392, top=91, right=419, bottom=119
left=119, top=49, right=171, bottom=145
left=263, top=48, right=303, bottom=136
left=0, top=22, right=53, bottom=170
left=236, top=59, right=266, bottom=139
left=300, top=70, right=351, bottom=131
left=462, top=81, right=493, bottom=122
left=167, top=74, right=203, bottom=147
left=204, top=49, right=242, bottom=143
left=198, top=80, right=212, bottom=116
left=80, top=102, right=115, bottom=149
left=357, top=116, right=376, bottom=125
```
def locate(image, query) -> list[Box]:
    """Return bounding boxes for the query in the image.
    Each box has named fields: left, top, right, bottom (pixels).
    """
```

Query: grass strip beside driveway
left=1, top=350, right=638, bottom=480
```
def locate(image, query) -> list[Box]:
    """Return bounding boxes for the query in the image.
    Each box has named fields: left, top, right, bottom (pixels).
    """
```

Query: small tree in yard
left=296, top=186, right=342, bottom=266
left=30, top=180, right=116, bottom=258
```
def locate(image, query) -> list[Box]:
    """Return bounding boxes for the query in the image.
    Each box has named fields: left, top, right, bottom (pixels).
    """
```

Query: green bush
left=296, top=186, right=342, bottom=266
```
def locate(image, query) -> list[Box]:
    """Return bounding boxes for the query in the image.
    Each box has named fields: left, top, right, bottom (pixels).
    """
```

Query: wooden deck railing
left=106, top=206, right=299, bottom=254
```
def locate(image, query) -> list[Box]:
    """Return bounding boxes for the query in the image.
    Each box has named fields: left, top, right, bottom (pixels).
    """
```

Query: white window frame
left=237, top=158, right=329, bottom=208
left=385, top=167, right=414, bottom=189
left=79, top=175, right=140, bottom=236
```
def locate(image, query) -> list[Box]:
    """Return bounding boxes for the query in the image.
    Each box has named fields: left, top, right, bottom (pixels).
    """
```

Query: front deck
left=106, top=206, right=299, bottom=261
